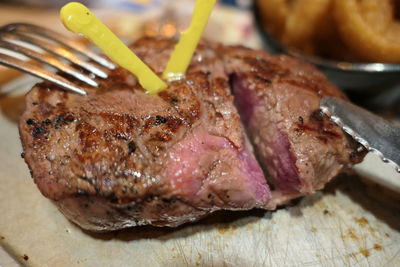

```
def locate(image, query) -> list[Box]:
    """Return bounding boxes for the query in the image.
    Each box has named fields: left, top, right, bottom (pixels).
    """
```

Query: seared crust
left=19, top=38, right=270, bottom=231
left=20, top=43, right=244, bottom=202
left=19, top=37, right=365, bottom=231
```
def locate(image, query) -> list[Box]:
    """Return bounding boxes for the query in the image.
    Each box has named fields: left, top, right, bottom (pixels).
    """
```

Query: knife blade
left=320, top=97, right=400, bottom=173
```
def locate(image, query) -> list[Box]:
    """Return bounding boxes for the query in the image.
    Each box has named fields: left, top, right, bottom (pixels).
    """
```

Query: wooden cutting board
left=1, top=78, right=400, bottom=267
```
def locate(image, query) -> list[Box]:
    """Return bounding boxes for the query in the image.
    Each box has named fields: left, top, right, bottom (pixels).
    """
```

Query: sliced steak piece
left=222, top=45, right=365, bottom=204
left=19, top=38, right=270, bottom=231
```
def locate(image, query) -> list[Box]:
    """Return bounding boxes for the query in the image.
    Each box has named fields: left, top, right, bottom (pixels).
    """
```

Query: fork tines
left=0, top=23, right=116, bottom=95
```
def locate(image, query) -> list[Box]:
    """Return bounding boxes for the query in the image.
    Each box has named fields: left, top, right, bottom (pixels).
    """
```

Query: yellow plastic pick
left=162, top=0, right=217, bottom=81
left=60, top=2, right=167, bottom=94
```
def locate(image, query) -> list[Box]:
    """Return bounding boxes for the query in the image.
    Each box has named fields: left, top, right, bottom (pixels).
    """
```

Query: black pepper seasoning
left=170, top=97, right=179, bottom=104
left=155, top=115, right=167, bottom=125
left=128, top=141, right=136, bottom=154
left=26, top=119, right=35, bottom=125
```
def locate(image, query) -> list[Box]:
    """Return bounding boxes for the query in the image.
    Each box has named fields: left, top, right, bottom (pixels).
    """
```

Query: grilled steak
left=19, top=37, right=364, bottom=231
left=223, top=46, right=365, bottom=204
left=19, top=38, right=271, bottom=231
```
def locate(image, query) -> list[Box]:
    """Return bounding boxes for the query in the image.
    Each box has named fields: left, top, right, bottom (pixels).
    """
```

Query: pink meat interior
left=166, top=127, right=271, bottom=208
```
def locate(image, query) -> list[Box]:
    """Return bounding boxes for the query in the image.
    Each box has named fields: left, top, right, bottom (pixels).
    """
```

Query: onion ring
left=313, top=1, right=355, bottom=60
left=334, top=0, right=400, bottom=62
left=257, top=0, right=289, bottom=39
left=281, top=0, right=330, bottom=54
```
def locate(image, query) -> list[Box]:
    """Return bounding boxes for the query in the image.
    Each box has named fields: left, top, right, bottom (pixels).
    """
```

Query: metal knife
left=320, top=97, right=400, bottom=174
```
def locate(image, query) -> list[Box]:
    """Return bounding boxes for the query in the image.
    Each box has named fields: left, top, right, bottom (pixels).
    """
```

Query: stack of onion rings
left=257, top=0, right=400, bottom=62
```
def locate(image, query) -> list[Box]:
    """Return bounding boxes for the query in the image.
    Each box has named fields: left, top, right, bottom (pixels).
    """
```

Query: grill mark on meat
left=295, top=123, right=342, bottom=140
left=294, top=109, right=342, bottom=144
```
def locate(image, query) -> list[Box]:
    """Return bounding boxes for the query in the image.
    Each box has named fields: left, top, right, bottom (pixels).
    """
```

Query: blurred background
left=0, top=0, right=258, bottom=46
left=0, top=0, right=261, bottom=86
left=0, top=0, right=399, bottom=120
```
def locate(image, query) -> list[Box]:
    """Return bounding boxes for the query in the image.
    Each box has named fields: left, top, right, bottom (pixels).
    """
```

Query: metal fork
left=0, top=23, right=116, bottom=95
